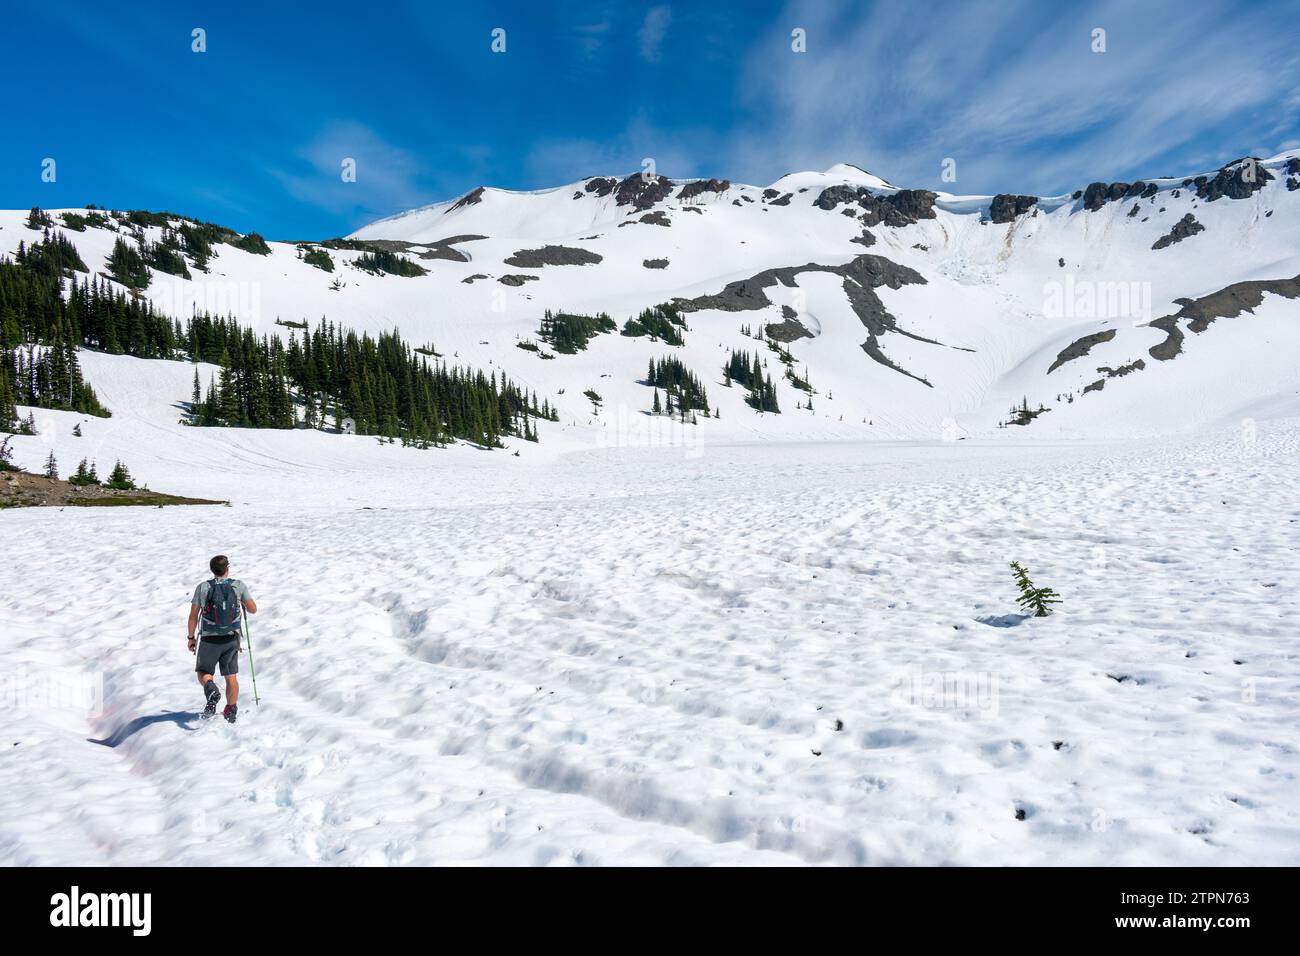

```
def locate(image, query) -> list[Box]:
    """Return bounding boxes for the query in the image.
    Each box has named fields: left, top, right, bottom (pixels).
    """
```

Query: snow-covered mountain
left=4, top=151, right=1300, bottom=445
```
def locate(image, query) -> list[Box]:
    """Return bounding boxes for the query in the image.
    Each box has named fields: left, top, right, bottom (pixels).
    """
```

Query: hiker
left=187, top=555, right=257, bottom=723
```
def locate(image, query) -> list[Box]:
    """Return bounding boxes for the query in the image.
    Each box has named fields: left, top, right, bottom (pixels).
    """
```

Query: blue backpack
left=202, top=579, right=243, bottom=634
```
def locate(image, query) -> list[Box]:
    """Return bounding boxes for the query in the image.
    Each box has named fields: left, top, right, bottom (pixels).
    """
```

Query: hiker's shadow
left=88, top=710, right=201, bottom=748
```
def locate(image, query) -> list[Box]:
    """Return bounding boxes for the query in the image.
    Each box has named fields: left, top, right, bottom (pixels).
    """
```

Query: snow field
left=3, top=416, right=1298, bottom=864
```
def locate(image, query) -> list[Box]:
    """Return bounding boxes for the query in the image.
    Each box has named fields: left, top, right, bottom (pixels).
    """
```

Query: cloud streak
left=727, top=0, right=1300, bottom=195
left=639, top=6, right=673, bottom=63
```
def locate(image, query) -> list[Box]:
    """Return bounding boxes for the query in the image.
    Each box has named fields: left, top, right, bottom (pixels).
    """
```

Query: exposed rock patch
left=1147, top=273, right=1300, bottom=361
left=989, top=194, right=1038, bottom=223
left=618, top=210, right=671, bottom=227
left=672, top=253, right=941, bottom=386
left=1151, top=213, right=1205, bottom=250
left=583, top=177, right=618, bottom=198
left=764, top=317, right=815, bottom=342
left=642, top=258, right=669, bottom=269
left=448, top=186, right=485, bottom=212
left=498, top=274, right=539, bottom=287
left=1099, top=359, right=1145, bottom=378
left=1, top=469, right=225, bottom=508
left=614, top=174, right=675, bottom=210
left=1082, top=181, right=1132, bottom=211
left=331, top=236, right=486, bottom=263
left=814, top=186, right=938, bottom=228
left=1047, top=329, right=1117, bottom=373
left=1190, top=159, right=1273, bottom=202
left=504, top=245, right=603, bottom=268
left=677, top=179, right=730, bottom=202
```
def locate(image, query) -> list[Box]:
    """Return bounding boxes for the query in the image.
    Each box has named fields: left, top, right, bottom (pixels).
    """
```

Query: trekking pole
left=242, top=607, right=261, bottom=706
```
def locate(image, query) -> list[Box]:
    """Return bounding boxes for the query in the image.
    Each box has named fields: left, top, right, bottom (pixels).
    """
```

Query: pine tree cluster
left=2, top=233, right=559, bottom=448
left=646, top=355, right=709, bottom=415
left=2, top=339, right=110, bottom=420
left=107, top=237, right=151, bottom=289
left=723, top=349, right=780, bottom=413
left=18, top=231, right=88, bottom=280
left=621, top=303, right=687, bottom=345
left=537, top=309, right=617, bottom=354
left=188, top=317, right=556, bottom=446
left=353, top=249, right=426, bottom=277
left=144, top=228, right=192, bottom=279
left=301, top=246, right=334, bottom=272
left=232, top=232, right=272, bottom=256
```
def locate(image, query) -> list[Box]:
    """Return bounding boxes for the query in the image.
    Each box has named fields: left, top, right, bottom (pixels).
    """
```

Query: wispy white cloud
left=268, top=121, right=435, bottom=228
left=639, top=6, right=674, bottom=63
left=574, top=19, right=613, bottom=59
left=728, top=0, right=1300, bottom=194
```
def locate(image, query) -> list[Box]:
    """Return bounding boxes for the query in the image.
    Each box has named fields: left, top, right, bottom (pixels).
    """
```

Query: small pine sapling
left=1010, top=561, right=1062, bottom=617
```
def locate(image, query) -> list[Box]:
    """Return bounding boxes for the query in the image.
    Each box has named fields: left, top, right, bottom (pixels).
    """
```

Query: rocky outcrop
left=672, top=253, right=942, bottom=386
left=1098, top=359, right=1145, bottom=378
left=764, top=316, right=815, bottom=342
left=1190, top=159, right=1274, bottom=202
left=767, top=192, right=793, bottom=206
left=355, top=235, right=486, bottom=263
left=448, top=186, right=485, bottom=212
left=1081, top=181, right=1132, bottom=211
left=618, top=210, right=671, bottom=227
left=1047, top=329, right=1117, bottom=373
left=584, top=177, right=618, bottom=198
left=850, top=229, right=876, bottom=247
left=814, top=186, right=938, bottom=227
left=1151, top=213, right=1204, bottom=250
left=642, top=258, right=669, bottom=269
left=614, top=174, right=676, bottom=210
left=504, top=245, right=603, bottom=267
left=989, top=194, right=1038, bottom=223
left=1146, top=272, right=1300, bottom=361
left=497, top=274, right=539, bottom=286
left=677, top=179, right=729, bottom=202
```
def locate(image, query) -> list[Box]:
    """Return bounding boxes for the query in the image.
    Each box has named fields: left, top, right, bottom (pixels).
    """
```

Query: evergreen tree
left=44, top=449, right=58, bottom=479
left=106, top=460, right=135, bottom=490
left=69, top=458, right=100, bottom=486
left=1010, top=561, right=1062, bottom=617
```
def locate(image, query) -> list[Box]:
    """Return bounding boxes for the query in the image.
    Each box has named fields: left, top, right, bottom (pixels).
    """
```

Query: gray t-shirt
left=192, top=578, right=253, bottom=636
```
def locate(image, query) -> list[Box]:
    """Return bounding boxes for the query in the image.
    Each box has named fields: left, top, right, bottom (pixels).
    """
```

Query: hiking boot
left=203, top=682, right=221, bottom=717
left=223, top=703, right=238, bottom=724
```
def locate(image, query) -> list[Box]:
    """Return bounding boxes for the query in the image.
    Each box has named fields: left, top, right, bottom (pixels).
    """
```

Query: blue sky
left=4, top=0, right=1297, bottom=238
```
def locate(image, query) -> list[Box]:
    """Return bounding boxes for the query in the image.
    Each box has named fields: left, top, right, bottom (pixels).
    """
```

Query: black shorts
left=195, top=634, right=240, bottom=676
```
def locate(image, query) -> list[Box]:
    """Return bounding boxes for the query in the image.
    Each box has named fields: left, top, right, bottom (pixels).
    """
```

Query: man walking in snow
left=187, top=555, right=257, bottom=723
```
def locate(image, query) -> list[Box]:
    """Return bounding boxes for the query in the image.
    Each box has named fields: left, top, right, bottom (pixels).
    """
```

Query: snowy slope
left=4, top=151, right=1298, bottom=447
